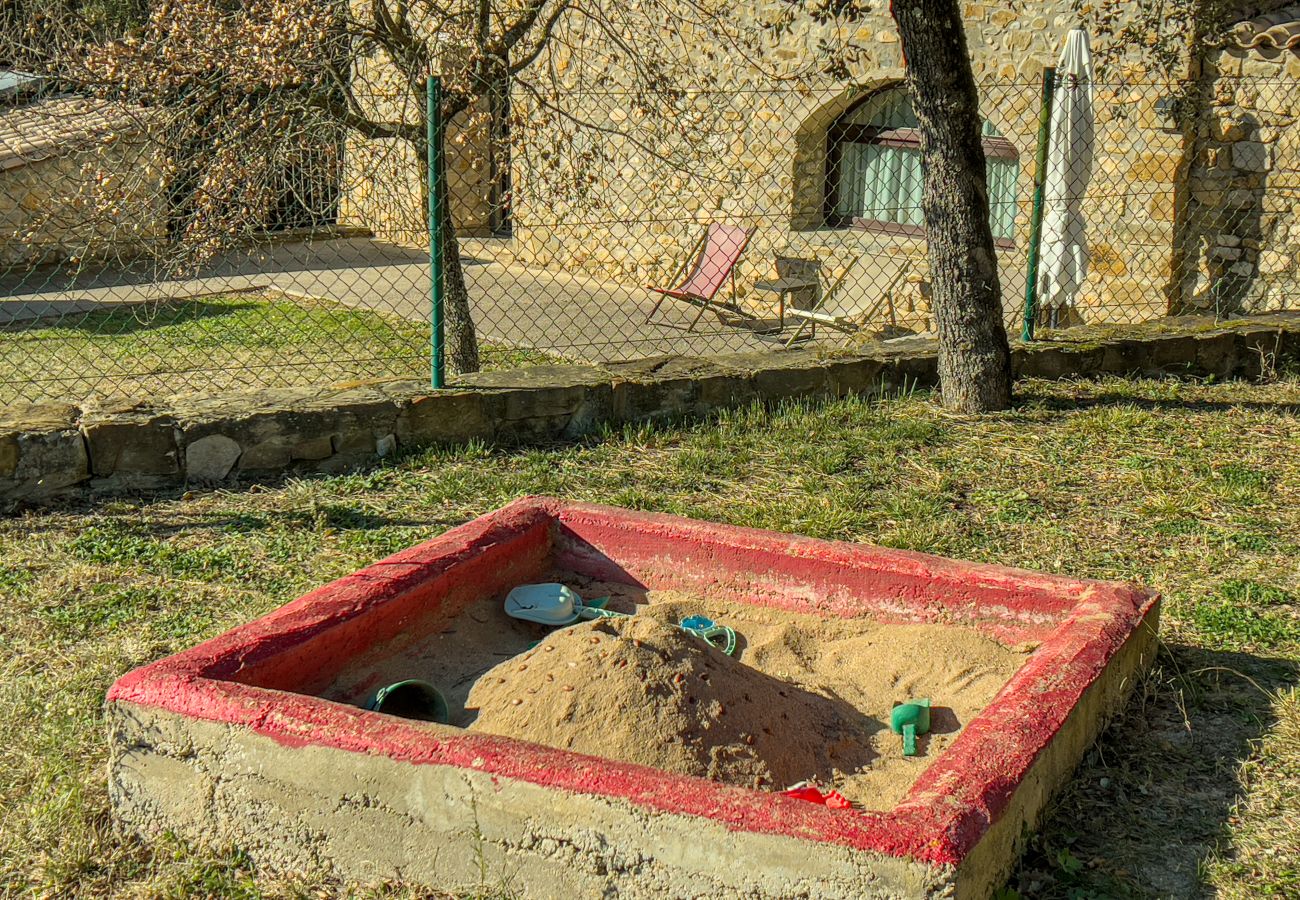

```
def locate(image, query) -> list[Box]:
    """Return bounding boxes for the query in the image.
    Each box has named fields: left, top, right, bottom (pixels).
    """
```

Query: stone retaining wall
left=3, top=313, right=1298, bottom=507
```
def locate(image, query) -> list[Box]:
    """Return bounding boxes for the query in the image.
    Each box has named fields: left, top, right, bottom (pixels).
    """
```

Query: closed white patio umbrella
left=1037, top=29, right=1095, bottom=326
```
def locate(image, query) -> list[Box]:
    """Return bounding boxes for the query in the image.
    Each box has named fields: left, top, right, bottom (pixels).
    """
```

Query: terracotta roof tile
left=1232, top=5, right=1300, bottom=50
left=0, top=96, right=149, bottom=172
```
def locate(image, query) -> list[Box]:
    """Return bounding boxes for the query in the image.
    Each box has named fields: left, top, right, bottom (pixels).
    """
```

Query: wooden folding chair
left=646, top=223, right=756, bottom=331
left=779, top=258, right=863, bottom=347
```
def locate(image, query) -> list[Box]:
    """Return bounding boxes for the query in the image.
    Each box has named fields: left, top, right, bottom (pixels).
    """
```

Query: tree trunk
left=431, top=119, right=481, bottom=375
left=891, top=0, right=1012, bottom=413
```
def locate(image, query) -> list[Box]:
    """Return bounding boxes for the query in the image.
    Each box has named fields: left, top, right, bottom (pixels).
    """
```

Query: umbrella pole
left=1021, top=66, right=1057, bottom=342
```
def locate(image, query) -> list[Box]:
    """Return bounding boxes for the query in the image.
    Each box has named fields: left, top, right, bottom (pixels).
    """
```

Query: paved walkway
left=1, top=237, right=790, bottom=361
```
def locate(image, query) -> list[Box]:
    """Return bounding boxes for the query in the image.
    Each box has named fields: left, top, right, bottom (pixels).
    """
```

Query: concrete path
left=0, top=237, right=792, bottom=362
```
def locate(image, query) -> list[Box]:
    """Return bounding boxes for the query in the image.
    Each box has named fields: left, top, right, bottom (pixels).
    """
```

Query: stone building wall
left=495, top=1, right=1191, bottom=331
left=335, top=40, right=501, bottom=243
left=0, top=136, right=168, bottom=268
left=1176, top=40, right=1300, bottom=314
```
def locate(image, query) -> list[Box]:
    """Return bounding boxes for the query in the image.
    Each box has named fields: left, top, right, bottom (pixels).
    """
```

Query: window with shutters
left=825, top=85, right=1020, bottom=246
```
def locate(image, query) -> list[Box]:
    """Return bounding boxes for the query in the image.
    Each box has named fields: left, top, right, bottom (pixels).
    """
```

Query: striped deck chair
left=645, top=223, right=755, bottom=331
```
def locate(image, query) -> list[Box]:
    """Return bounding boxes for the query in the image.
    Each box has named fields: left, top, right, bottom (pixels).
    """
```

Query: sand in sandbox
left=465, top=580, right=1035, bottom=809
left=467, top=616, right=874, bottom=789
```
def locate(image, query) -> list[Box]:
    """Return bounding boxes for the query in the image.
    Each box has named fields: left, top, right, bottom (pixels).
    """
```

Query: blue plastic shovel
left=505, top=585, right=739, bottom=656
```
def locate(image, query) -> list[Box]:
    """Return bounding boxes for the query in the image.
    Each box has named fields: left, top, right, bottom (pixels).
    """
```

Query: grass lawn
left=0, top=291, right=554, bottom=405
left=1, top=375, right=1298, bottom=898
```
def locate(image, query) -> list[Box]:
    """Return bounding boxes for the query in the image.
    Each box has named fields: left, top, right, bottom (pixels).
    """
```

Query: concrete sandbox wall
left=106, top=497, right=1161, bottom=898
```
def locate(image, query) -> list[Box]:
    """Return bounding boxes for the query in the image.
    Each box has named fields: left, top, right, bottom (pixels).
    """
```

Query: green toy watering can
left=890, top=698, right=931, bottom=757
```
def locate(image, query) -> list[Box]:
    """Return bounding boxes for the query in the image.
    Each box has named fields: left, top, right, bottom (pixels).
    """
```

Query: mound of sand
left=466, top=616, right=875, bottom=789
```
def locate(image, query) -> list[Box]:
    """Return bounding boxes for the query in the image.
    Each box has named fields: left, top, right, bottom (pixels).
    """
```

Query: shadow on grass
left=0, top=298, right=260, bottom=336
left=1028, top=391, right=1300, bottom=417
left=1009, top=643, right=1298, bottom=899
left=142, top=505, right=440, bottom=537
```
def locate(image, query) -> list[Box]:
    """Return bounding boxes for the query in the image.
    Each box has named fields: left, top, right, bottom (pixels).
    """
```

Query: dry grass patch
left=0, top=374, right=1297, bottom=897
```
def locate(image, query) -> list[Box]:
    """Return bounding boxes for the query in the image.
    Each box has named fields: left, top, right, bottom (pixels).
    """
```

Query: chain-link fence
left=2, top=71, right=1297, bottom=404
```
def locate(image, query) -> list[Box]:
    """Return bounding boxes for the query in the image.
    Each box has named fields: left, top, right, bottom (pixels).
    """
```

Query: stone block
left=1215, top=49, right=1245, bottom=76
left=606, top=356, right=713, bottom=422
left=694, top=370, right=758, bottom=411
left=1280, top=320, right=1300, bottom=358
left=328, top=428, right=378, bottom=461
left=1129, top=151, right=1180, bottom=183
left=1098, top=339, right=1151, bottom=375
left=185, top=434, right=242, bottom=482
left=399, top=390, right=496, bottom=445
left=1235, top=327, right=1288, bottom=377
left=1241, top=51, right=1286, bottom=78
left=1144, top=334, right=1198, bottom=373
left=232, top=441, right=289, bottom=471
left=1014, top=345, right=1086, bottom=380
left=82, top=402, right=180, bottom=479
left=1259, top=249, right=1293, bottom=274
left=292, top=435, right=335, bottom=461
left=458, top=366, right=613, bottom=441
left=868, top=337, right=941, bottom=390
left=1192, top=331, right=1240, bottom=377
left=0, top=403, right=89, bottom=503
left=753, top=363, right=831, bottom=401
left=1211, top=115, right=1252, bottom=142
left=821, top=355, right=889, bottom=397
left=169, top=386, right=403, bottom=474
left=1233, top=140, right=1272, bottom=172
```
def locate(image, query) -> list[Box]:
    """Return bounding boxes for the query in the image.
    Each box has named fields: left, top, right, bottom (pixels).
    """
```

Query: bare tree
left=0, top=0, right=146, bottom=69
left=44, top=0, right=814, bottom=375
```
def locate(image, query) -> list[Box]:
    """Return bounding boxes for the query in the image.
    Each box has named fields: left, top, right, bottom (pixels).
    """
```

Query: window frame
left=824, top=93, right=1020, bottom=249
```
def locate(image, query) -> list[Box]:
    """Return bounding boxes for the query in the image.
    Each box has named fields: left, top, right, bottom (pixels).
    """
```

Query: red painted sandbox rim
left=108, top=496, right=1159, bottom=868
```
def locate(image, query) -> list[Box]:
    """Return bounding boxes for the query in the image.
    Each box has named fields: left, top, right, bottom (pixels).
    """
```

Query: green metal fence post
left=427, top=74, right=445, bottom=389
left=1021, top=66, right=1057, bottom=343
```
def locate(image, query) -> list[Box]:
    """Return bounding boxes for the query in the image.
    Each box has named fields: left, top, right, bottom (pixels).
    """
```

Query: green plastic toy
left=364, top=679, right=450, bottom=724
left=890, top=698, right=931, bottom=756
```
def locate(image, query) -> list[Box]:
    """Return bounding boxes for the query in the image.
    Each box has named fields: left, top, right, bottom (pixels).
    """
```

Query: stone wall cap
left=166, top=384, right=397, bottom=424
left=714, top=347, right=834, bottom=372
left=0, top=401, right=81, bottom=432
left=79, top=400, right=176, bottom=425
left=601, top=355, right=743, bottom=381
left=456, top=364, right=609, bottom=390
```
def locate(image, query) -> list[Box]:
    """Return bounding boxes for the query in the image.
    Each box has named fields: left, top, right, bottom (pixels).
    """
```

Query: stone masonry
left=0, top=100, right=168, bottom=268
left=339, top=4, right=1300, bottom=331
left=2, top=312, right=1297, bottom=507
left=1177, top=18, right=1300, bottom=315
left=339, top=2, right=1205, bottom=331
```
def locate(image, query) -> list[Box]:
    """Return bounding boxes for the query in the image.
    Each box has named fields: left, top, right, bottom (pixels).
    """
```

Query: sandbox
left=107, top=497, right=1159, bottom=898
